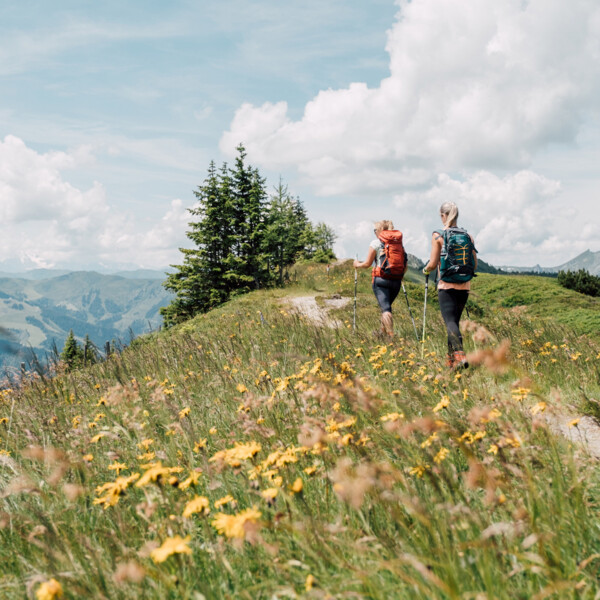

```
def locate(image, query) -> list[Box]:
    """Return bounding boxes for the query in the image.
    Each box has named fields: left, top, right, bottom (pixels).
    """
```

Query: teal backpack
left=435, top=227, right=476, bottom=283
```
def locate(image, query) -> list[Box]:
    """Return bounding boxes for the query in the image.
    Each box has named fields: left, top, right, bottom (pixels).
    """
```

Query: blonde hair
left=374, top=220, right=394, bottom=233
left=440, top=202, right=458, bottom=228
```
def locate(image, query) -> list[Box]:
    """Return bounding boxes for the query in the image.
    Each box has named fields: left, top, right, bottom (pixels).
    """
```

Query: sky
left=0, top=0, right=599, bottom=272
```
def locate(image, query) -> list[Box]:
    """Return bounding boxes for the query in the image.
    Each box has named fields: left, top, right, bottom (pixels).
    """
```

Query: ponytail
left=440, top=202, right=458, bottom=228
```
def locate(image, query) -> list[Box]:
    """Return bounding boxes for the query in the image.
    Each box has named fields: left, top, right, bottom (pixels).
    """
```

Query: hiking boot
left=445, top=354, right=455, bottom=368
left=453, top=351, right=469, bottom=369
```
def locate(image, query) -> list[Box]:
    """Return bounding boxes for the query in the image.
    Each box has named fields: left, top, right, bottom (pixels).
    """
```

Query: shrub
left=557, top=269, right=600, bottom=297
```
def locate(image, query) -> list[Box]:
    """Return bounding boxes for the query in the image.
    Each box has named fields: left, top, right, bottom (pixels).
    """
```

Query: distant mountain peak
left=501, top=250, right=600, bottom=276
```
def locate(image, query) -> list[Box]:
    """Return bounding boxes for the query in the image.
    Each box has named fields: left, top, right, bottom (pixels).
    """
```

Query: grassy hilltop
left=1, top=263, right=600, bottom=599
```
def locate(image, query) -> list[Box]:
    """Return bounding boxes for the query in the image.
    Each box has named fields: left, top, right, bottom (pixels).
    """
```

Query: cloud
left=394, top=170, right=599, bottom=265
left=221, top=0, right=600, bottom=192
left=0, top=135, right=106, bottom=225
left=0, top=135, right=191, bottom=270
left=221, top=0, right=600, bottom=266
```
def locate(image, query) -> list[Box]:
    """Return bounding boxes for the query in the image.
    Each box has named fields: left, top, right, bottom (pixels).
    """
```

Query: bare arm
left=353, top=247, right=377, bottom=269
left=424, top=233, right=442, bottom=272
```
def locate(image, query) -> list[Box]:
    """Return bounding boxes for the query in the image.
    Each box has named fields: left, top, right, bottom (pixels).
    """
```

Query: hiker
left=353, top=220, right=407, bottom=337
left=422, top=202, right=477, bottom=368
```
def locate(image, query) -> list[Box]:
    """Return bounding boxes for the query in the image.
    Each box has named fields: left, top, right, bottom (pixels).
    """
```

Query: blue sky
left=1, top=0, right=599, bottom=271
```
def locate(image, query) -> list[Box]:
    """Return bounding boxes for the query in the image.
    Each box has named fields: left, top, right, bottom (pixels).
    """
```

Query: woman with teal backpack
left=422, top=202, right=477, bottom=369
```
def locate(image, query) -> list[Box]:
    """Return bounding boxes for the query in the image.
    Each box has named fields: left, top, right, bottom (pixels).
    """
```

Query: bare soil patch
left=287, top=295, right=350, bottom=329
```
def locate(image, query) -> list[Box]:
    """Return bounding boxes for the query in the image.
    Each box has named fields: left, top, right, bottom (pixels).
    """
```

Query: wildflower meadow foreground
left=1, top=263, right=599, bottom=599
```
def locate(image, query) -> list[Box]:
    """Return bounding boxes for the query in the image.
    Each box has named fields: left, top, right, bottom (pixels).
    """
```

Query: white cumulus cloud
left=0, top=136, right=190, bottom=271
left=222, top=0, right=600, bottom=185
left=220, top=0, right=600, bottom=265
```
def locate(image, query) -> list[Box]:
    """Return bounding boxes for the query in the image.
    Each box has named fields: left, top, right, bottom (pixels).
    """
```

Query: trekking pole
left=353, top=255, right=358, bottom=332
left=421, top=274, right=429, bottom=359
left=402, top=283, right=420, bottom=343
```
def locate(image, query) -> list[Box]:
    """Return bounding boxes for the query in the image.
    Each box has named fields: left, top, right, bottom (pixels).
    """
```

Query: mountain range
left=0, top=270, right=172, bottom=371
left=501, top=250, right=600, bottom=276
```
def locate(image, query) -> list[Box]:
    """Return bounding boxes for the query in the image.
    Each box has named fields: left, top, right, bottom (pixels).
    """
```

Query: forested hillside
left=0, top=272, right=173, bottom=369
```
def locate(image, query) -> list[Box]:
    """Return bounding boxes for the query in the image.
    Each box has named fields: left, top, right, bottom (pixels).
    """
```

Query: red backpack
left=372, top=230, right=407, bottom=281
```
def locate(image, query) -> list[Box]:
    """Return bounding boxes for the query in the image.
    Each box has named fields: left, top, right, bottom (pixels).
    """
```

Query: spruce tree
left=82, top=334, right=97, bottom=366
left=61, top=330, right=83, bottom=370
left=162, top=161, right=231, bottom=325
left=264, top=181, right=310, bottom=285
left=312, top=222, right=337, bottom=262
left=227, top=145, right=268, bottom=293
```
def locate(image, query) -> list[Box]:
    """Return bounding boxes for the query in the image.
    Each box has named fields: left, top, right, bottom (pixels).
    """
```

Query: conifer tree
left=82, top=334, right=97, bottom=366
left=162, top=161, right=231, bottom=325
left=61, top=330, right=83, bottom=370
left=162, top=145, right=335, bottom=326
left=264, top=181, right=310, bottom=285
left=227, top=146, right=268, bottom=292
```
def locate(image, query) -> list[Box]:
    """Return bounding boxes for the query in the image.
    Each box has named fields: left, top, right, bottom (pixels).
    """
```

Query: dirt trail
left=287, top=296, right=350, bottom=329
left=546, top=414, right=600, bottom=459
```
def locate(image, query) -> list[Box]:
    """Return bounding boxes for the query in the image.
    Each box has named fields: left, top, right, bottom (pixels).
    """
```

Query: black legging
left=372, top=277, right=402, bottom=313
left=438, top=288, right=469, bottom=354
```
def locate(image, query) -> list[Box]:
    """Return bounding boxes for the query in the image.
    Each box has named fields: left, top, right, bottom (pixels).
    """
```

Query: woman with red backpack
left=422, top=202, right=477, bottom=369
left=354, top=220, right=407, bottom=338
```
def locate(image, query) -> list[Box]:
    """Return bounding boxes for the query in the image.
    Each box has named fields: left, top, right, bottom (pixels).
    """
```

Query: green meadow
left=1, top=263, right=599, bottom=599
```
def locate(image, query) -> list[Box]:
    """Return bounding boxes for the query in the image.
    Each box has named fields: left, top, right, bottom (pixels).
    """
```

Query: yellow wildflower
left=94, top=473, right=140, bottom=508
left=380, top=412, right=404, bottom=422
left=487, top=444, right=499, bottom=455
left=433, top=447, right=449, bottom=464
left=137, top=452, right=155, bottom=461
left=209, top=427, right=218, bottom=435
left=209, top=441, right=262, bottom=467
left=108, top=462, right=127, bottom=475
left=420, top=432, right=438, bottom=448
left=433, top=396, right=450, bottom=413
left=568, top=418, right=580, bottom=428
left=135, top=463, right=174, bottom=487
left=193, top=438, right=207, bottom=452
left=340, top=433, right=353, bottom=446
left=261, top=487, right=279, bottom=501
left=530, top=402, right=547, bottom=415
left=179, top=407, right=191, bottom=419
left=212, top=507, right=262, bottom=539
left=290, top=478, right=303, bottom=494
left=504, top=436, right=521, bottom=448
left=214, top=494, right=236, bottom=509
left=236, top=383, right=248, bottom=393
left=511, top=387, right=530, bottom=402
left=183, top=496, right=210, bottom=518
left=305, top=574, right=315, bottom=591
left=179, top=470, right=201, bottom=490
left=83, top=454, right=93, bottom=462
left=409, top=464, right=429, bottom=478
left=36, top=578, right=63, bottom=600
left=150, top=535, right=192, bottom=563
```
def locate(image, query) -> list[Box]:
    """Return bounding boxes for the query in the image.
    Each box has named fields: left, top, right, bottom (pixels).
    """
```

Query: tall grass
left=1, top=262, right=599, bottom=599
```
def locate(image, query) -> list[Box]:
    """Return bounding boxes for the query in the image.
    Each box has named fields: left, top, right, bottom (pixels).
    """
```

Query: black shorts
left=372, top=277, right=402, bottom=313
